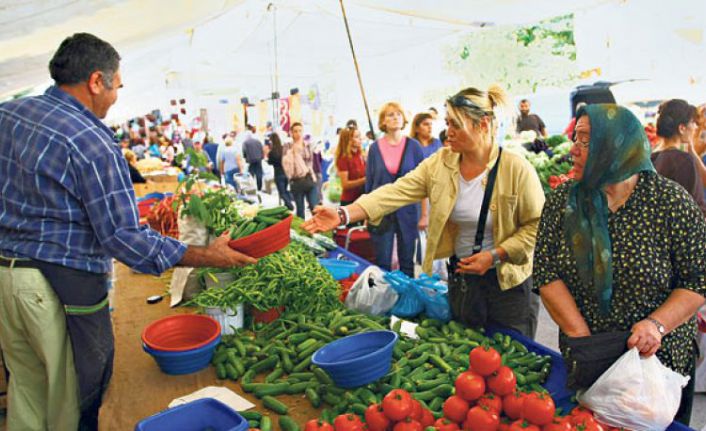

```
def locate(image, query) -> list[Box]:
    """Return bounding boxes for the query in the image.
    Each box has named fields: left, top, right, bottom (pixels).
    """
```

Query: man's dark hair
left=519, top=99, right=529, bottom=104
left=345, top=119, right=358, bottom=128
left=657, top=99, right=697, bottom=138
left=439, top=129, right=447, bottom=143
left=291, top=122, right=303, bottom=130
left=428, top=107, right=438, bottom=114
left=49, top=33, right=121, bottom=88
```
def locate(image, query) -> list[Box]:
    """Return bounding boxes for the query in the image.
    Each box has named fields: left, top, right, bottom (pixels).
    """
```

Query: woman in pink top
left=364, top=102, right=425, bottom=276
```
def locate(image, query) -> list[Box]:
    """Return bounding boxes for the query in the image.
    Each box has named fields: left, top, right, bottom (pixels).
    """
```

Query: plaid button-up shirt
left=0, top=86, right=186, bottom=274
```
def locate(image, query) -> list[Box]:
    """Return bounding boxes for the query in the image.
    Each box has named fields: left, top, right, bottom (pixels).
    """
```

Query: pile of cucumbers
left=211, top=309, right=553, bottom=426
left=229, top=206, right=291, bottom=240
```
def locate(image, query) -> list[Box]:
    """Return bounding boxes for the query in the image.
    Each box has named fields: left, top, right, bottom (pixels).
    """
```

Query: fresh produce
left=383, top=390, right=415, bottom=421
left=464, top=405, right=500, bottom=431
left=454, top=371, right=486, bottom=402
left=145, top=195, right=179, bottom=238
left=487, top=366, right=517, bottom=396
left=469, top=345, right=501, bottom=376
left=229, top=206, right=291, bottom=240
left=442, top=396, right=470, bottom=423
left=188, top=242, right=341, bottom=314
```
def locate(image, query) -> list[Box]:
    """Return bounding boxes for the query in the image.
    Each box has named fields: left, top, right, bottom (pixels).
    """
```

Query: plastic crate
left=135, top=398, right=247, bottom=431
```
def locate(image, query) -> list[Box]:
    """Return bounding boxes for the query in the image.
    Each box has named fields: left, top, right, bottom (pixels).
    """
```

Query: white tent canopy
left=2, top=0, right=705, bottom=130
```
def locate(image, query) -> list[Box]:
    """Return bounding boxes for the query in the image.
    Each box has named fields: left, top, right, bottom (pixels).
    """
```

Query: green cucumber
left=262, top=396, right=288, bottom=415
left=279, top=416, right=300, bottom=431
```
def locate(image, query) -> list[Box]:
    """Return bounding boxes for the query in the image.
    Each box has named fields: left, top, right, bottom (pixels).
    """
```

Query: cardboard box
left=133, top=181, right=179, bottom=198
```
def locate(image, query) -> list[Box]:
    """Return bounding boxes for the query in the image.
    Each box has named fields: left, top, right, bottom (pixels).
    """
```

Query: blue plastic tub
left=142, top=334, right=221, bottom=375
left=312, top=330, right=398, bottom=388
left=318, top=258, right=359, bottom=280
left=135, top=398, right=247, bottom=431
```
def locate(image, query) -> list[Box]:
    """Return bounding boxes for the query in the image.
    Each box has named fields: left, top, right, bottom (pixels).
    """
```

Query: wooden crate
left=133, top=181, right=179, bottom=198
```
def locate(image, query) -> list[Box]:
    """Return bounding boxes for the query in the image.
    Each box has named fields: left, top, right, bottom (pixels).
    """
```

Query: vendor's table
left=97, top=264, right=319, bottom=431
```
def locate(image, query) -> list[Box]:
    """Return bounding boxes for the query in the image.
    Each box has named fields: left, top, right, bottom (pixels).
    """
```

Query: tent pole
left=339, top=0, right=375, bottom=137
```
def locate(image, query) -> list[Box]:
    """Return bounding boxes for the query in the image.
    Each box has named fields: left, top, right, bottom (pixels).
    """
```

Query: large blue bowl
left=318, top=258, right=359, bottom=280
left=312, top=330, right=398, bottom=388
left=135, top=398, right=247, bottom=431
left=142, top=334, right=221, bottom=375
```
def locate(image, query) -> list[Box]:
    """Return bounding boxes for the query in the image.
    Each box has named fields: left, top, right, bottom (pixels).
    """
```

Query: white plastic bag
left=177, top=213, right=209, bottom=246
left=579, top=347, right=690, bottom=431
left=344, top=265, right=398, bottom=316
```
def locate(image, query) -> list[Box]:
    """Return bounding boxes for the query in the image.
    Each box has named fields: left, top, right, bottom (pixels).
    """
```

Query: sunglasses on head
left=446, top=95, right=491, bottom=117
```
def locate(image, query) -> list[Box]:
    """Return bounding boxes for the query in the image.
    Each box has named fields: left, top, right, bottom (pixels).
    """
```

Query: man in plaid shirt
left=0, top=33, right=256, bottom=430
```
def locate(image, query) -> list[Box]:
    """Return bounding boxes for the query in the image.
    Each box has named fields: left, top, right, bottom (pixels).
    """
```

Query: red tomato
left=435, top=418, right=461, bottom=431
left=382, top=389, right=415, bottom=422
left=520, top=392, right=555, bottom=426
left=455, top=371, right=486, bottom=402
left=541, top=418, right=571, bottom=431
left=477, top=393, right=503, bottom=415
left=464, top=406, right=500, bottom=431
left=469, top=346, right=502, bottom=376
left=502, top=391, right=526, bottom=420
left=443, top=395, right=471, bottom=424
left=365, top=404, right=391, bottom=431
left=392, top=418, right=423, bottom=431
left=305, top=420, right=335, bottom=431
left=568, top=407, right=594, bottom=425
left=486, top=366, right=516, bottom=396
left=498, top=419, right=512, bottom=431
left=409, top=399, right=423, bottom=422
left=509, top=420, right=540, bottom=431
left=334, top=414, right=365, bottom=431
left=420, top=409, right=436, bottom=428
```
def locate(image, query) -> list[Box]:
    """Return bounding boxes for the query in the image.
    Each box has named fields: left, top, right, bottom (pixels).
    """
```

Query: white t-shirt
left=449, top=171, right=495, bottom=258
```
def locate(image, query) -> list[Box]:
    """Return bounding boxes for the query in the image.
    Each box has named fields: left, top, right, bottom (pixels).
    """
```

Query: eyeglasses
left=572, top=137, right=590, bottom=150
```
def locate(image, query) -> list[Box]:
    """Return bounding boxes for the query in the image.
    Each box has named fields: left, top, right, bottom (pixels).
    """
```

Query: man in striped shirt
left=0, top=33, right=256, bottom=430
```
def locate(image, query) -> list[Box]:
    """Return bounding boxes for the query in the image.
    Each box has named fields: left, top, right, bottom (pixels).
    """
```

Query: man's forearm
left=178, top=245, right=226, bottom=268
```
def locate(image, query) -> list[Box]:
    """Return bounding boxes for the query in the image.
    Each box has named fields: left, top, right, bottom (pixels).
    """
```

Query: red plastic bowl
left=228, top=214, right=293, bottom=258
left=141, top=314, right=221, bottom=352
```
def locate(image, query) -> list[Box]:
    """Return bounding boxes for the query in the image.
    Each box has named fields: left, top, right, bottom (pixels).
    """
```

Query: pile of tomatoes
left=304, top=345, right=626, bottom=431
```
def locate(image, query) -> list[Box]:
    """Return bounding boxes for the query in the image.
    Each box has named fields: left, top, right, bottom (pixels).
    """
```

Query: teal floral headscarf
left=565, top=104, right=655, bottom=315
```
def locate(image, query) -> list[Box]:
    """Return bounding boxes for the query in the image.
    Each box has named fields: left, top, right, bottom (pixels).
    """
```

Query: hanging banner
left=289, top=94, right=302, bottom=125
left=278, top=98, right=291, bottom=133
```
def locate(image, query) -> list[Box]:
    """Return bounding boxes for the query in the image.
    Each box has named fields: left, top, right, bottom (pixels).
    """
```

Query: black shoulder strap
left=473, top=147, right=503, bottom=255
left=394, top=138, right=411, bottom=180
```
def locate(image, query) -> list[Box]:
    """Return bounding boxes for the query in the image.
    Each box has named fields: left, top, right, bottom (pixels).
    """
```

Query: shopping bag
left=579, top=347, right=690, bottom=431
left=177, top=212, right=209, bottom=246
left=344, top=266, right=398, bottom=316
left=416, top=274, right=451, bottom=322
left=385, top=271, right=424, bottom=318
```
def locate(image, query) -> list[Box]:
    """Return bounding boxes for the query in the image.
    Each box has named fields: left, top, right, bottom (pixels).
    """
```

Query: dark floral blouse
left=534, top=171, right=706, bottom=375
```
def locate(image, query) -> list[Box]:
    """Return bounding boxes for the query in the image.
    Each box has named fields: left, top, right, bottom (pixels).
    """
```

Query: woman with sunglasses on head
left=303, top=86, right=545, bottom=338
left=533, top=105, right=706, bottom=424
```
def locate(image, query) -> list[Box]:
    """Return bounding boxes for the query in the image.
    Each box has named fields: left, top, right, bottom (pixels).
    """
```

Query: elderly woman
left=534, top=104, right=706, bottom=424
left=304, top=86, right=544, bottom=337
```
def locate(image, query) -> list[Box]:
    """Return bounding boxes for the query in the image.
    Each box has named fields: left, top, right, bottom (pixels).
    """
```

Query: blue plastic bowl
left=318, top=258, right=359, bottom=280
left=142, top=334, right=221, bottom=375
left=312, top=330, right=398, bottom=388
left=135, top=398, right=247, bottom=431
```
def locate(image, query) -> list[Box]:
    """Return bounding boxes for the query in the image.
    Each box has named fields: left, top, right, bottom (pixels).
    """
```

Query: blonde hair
left=335, top=127, right=360, bottom=162
left=378, top=102, right=408, bottom=133
left=445, top=84, right=510, bottom=133
left=124, top=150, right=137, bottom=165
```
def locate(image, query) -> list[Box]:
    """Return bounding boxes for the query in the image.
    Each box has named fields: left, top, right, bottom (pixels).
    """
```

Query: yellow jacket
left=356, top=145, right=545, bottom=290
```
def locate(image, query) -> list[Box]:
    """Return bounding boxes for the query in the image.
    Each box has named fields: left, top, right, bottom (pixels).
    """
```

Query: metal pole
left=268, top=3, right=280, bottom=131
left=339, top=0, right=375, bottom=137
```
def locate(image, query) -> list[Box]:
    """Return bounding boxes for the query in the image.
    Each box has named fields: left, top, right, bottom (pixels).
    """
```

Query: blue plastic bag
left=417, top=274, right=451, bottom=322
left=384, top=271, right=424, bottom=318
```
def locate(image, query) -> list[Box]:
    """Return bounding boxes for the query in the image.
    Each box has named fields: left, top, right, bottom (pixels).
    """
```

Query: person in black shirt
left=516, top=99, right=547, bottom=137
left=267, top=133, right=294, bottom=210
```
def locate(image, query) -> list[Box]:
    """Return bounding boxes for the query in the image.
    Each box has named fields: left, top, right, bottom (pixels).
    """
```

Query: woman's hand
left=455, top=251, right=494, bottom=275
left=417, top=215, right=428, bottom=231
left=627, top=319, right=662, bottom=357
left=302, top=206, right=340, bottom=234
